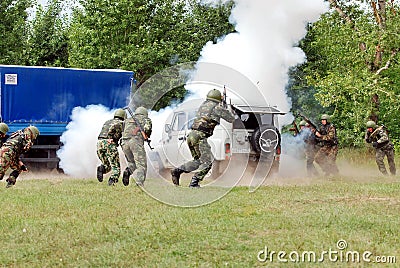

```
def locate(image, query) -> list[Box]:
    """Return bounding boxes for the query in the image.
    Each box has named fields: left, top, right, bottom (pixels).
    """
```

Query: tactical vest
left=98, top=118, right=122, bottom=144
left=191, top=100, right=220, bottom=136
left=4, top=130, right=32, bottom=155
left=319, top=123, right=338, bottom=147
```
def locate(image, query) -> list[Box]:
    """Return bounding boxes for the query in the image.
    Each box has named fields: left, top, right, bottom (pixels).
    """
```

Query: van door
left=162, top=112, right=188, bottom=168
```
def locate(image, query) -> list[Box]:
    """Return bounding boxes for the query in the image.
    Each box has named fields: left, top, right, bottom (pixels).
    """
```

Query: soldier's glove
left=372, top=142, right=378, bottom=148
left=21, top=165, right=28, bottom=172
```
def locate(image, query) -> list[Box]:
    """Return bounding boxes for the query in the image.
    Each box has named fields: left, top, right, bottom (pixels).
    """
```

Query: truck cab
left=149, top=98, right=285, bottom=179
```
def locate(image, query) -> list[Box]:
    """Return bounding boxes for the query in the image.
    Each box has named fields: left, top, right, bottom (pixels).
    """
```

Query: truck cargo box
left=0, top=65, right=134, bottom=170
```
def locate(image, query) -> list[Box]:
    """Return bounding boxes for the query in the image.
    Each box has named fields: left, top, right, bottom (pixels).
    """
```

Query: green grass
left=0, top=177, right=399, bottom=267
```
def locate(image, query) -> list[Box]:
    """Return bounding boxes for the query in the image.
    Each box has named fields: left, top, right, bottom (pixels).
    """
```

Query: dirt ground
left=13, top=153, right=399, bottom=188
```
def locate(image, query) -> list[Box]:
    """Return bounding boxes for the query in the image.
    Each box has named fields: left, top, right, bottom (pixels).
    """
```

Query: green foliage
left=68, top=0, right=234, bottom=109
left=0, top=179, right=399, bottom=266
left=298, top=2, right=400, bottom=147
left=0, top=0, right=32, bottom=64
left=27, top=0, right=69, bottom=66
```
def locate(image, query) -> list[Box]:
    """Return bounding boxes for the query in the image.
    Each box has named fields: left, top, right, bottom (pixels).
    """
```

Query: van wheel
left=251, top=126, right=280, bottom=154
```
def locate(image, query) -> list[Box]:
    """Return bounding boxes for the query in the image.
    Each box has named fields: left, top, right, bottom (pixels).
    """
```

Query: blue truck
left=0, top=65, right=134, bottom=170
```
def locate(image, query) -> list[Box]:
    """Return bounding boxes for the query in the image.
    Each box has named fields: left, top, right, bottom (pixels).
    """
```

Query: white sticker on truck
left=5, top=74, right=18, bottom=85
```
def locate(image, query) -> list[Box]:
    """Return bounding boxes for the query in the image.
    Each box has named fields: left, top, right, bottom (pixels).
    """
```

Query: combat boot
left=6, top=177, right=16, bottom=188
left=122, top=168, right=131, bottom=186
left=0, top=173, right=4, bottom=181
left=97, top=165, right=105, bottom=182
left=189, top=176, right=201, bottom=188
left=108, top=178, right=116, bottom=186
left=171, top=168, right=183, bottom=186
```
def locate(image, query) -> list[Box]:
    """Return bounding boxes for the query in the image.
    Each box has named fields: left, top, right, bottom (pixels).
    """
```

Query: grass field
left=1, top=168, right=399, bottom=267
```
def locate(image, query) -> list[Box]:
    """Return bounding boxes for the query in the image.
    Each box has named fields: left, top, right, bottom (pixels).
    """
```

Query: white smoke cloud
left=195, top=0, right=328, bottom=125
left=57, top=0, right=328, bottom=178
left=57, top=105, right=125, bottom=178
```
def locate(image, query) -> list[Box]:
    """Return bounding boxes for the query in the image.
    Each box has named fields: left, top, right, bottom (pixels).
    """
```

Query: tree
left=68, top=0, right=234, bottom=110
left=297, top=0, right=400, bottom=147
left=0, top=0, right=32, bottom=64
left=28, top=0, right=69, bottom=66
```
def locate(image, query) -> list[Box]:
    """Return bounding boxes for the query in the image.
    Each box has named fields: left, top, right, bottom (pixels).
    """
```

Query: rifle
left=369, top=125, right=385, bottom=139
left=222, top=85, right=228, bottom=108
left=297, top=112, right=318, bottom=131
left=289, top=120, right=299, bottom=136
left=124, top=106, right=154, bottom=150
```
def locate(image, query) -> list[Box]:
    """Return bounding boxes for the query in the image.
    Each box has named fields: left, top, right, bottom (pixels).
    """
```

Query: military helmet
left=0, top=123, right=9, bottom=134
left=366, top=120, right=377, bottom=129
left=206, top=89, right=222, bottom=102
left=321, top=114, right=330, bottom=121
left=27, top=125, right=40, bottom=139
left=114, top=109, right=126, bottom=120
left=299, top=120, right=307, bottom=127
left=135, top=106, right=148, bottom=117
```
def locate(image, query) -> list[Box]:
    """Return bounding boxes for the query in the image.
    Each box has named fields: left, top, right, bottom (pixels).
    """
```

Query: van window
left=172, top=112, right=187, bottom=131
left=260, top=114, right=273, bottom=125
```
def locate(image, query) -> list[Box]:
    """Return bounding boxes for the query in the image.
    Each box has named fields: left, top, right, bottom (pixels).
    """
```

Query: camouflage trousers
left=0, top=147, right=22, bottom=183
left=375, top=144, right=396, bottom=175
left=96, top=139, right=121, bottom=182
left=179, top=130, right=214, bottom=181
left=315, top=145, right=339, bottom=176
left=121, top=137, right=147, bottom=183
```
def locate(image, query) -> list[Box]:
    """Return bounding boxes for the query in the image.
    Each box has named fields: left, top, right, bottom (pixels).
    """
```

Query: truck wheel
left=251, top=126, right=280, bottom=154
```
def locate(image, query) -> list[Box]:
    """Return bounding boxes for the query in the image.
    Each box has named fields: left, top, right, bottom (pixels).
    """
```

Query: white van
left=149, top=98, right=285, bottom=179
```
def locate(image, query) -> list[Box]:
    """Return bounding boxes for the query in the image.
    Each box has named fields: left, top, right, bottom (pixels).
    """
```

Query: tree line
left=1, top=0, right=399, bottom=147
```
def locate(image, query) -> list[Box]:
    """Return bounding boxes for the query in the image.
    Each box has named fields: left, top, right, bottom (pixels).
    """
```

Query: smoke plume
left=195, top=0, right=328, bottom=124
left=57, top=0, right=328, bottom=178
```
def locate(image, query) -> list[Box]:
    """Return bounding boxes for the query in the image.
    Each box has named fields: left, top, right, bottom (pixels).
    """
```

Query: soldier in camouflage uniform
left=0, top=123, right=9, bottom=147
left=314, top=114, right=339, bottom=176
left=121, top=106, right=152, bottom=187
left=365, top=120, right=396, bottom=175
left=299, top=120, right=318, bottom=176
left=96, top=109, right=126, bottom=186
left=0, top=125, right=39, bottom=188
left=171, top=89, right=235, bottom=188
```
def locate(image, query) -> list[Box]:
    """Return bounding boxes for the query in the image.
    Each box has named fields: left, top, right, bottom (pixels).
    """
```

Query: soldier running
left=365, top=120, right=396, bottom=175
left=0, top=126, right=39, bottom=188
left=121, top=106, right=152, bottom=187
left=314, top=114, right=339, bottom=176
left=96, top=109, right=126, bottom=186
left=171, top=89, right=235, bottom=188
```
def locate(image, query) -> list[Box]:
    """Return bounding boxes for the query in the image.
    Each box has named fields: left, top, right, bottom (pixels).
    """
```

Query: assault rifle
left=296, top=112, right=318, bottom=132
left=124, top=106, right=153, bottom=150
left=369, top=125, right=386, bottom=139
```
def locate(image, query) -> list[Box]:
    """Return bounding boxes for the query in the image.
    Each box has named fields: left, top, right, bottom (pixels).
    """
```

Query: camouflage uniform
left=121, top=111, right=152, bottom=186
left=0, top=128, right=35, bottom=187
left=300, top=127, right=319, bottom=176
left=315, top=123, right=339, bottom=176
left=96, top=117, right=124, bottom=185
left=365, top=127, right=396, bottom=175
left=171, top=96, right=235, bottom=187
